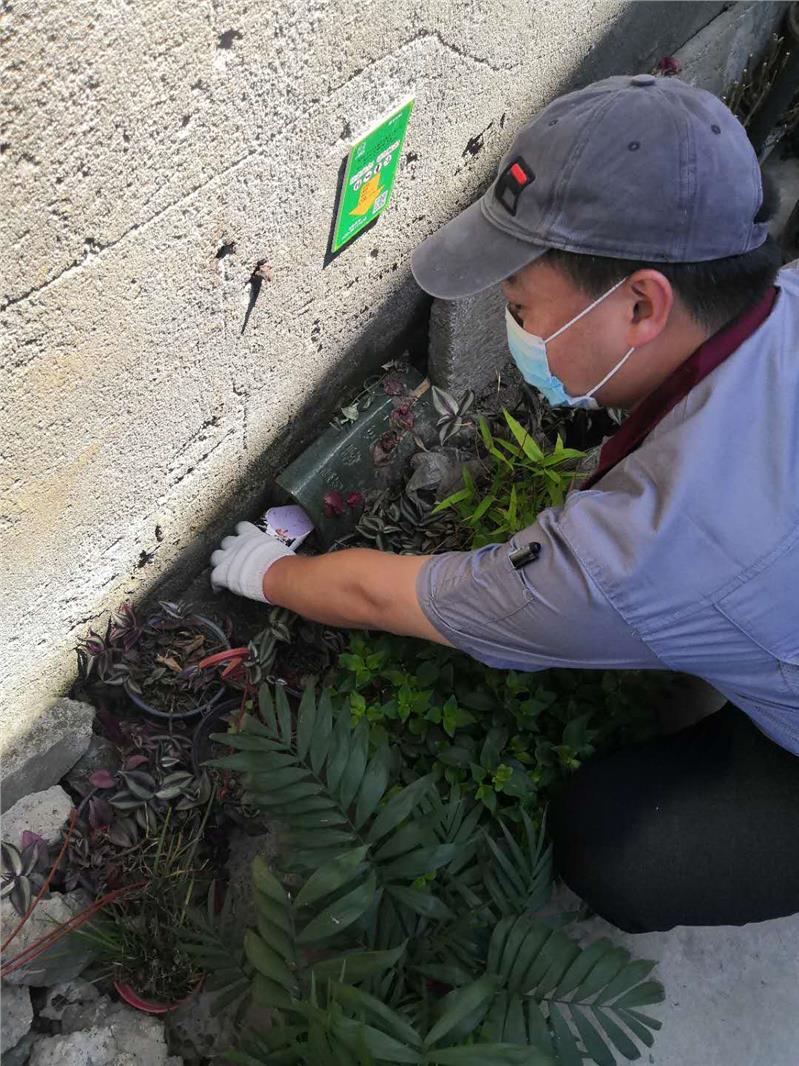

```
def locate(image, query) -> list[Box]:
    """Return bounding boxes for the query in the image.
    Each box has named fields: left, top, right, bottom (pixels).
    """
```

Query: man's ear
left=627, top=269, right=673, bottom=346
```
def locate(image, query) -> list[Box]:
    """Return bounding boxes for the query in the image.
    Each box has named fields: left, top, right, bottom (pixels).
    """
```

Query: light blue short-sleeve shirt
left=418, top=266, right=799, bottom=755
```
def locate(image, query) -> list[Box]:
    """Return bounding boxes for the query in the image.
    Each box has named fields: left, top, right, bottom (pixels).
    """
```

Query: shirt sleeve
left=415, top=503, right=664, bottom=672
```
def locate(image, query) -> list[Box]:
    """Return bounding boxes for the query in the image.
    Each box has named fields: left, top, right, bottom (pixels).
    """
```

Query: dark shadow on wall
left=133, top=0, right=729, bottom=621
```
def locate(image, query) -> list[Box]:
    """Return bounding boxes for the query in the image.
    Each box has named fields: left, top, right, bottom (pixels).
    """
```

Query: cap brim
left=410, top=198, right=548, bottom=299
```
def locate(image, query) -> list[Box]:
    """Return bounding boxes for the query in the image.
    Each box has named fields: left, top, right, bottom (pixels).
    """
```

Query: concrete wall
left=0, top=0, right=734, bottom=747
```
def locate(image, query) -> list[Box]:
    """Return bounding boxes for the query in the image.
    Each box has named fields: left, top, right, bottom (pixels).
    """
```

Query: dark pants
left=549, top=704, right=799, bottom=933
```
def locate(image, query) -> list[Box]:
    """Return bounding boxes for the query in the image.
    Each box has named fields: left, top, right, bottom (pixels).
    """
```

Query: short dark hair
left=546, top=173, right=783, bottom=333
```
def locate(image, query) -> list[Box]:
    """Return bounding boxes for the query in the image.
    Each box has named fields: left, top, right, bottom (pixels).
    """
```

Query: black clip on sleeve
left=509, top=541, right=542, bottom=570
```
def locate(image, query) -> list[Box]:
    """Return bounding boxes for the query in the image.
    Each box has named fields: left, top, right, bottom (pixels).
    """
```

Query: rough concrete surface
left=1, top=785, right=73, bottom=846
left=1, top=891, right=93, bottom=987
left=1, top=697, right=94, bottom=813
left=428, top=283, right=513, bottom=398
left=674, top=0, right=790, bottom=98
left=0, top=982, right=33, bottom=1056
left=1, top=0, right=728, bottom=747
left=577, top=909, right=799, bottom=1066
left=27, top=1005, right=173, bottom=1066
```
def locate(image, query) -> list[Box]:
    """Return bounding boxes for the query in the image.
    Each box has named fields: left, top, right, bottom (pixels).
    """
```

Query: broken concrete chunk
left=2, top=698, right=95, bottom=813
left=0, top=982, right=33, bottom=1056
left=428, top=286, right=517, bottom=401
left=1, top=890, right=93, bottom=987
left=2, top=786, right=73, bottom=847
left=27, top=1003, right=173, bottom=1066
left=165, top=988, right=238, bottom=1063
left=40, top=977, right=102, bottom=1028
left=2, top=1031, right=37, bottom=1066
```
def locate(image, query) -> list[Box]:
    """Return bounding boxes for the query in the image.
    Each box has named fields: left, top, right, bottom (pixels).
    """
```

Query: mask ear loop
left=583, top=346, right=636, bottom=399
left=544, top=276, right=628, bottom=344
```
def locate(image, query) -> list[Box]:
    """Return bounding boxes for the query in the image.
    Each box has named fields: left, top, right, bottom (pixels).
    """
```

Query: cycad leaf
left=354, top=744, right=392, bottom=829
left=311, top=690, right=334, bottom=774
left=205, top=751, right=288, bottom=772
left=296, top=684, right=317, bottom=761
left=573, top=945, right=630, bottom=1001
left=484, top=834, right=526, bottom=898
left=244, top=929, right=298, bottom=993
left=596, top=959, right=657, bottom=1005
left=486, top=916, right=515, bottom=975
left=207, top=732, right=286, bottom=752
left=251, top=972, right=294, bottom=1011
left=513, top=925, right=556, bottom=992
left=502, top=994, right=526, bottom=1044
left=382, top=843, right=461, bottom=882
left=570, top=1006, right=615, bottom=1066
left=553, top=937, right=614, bottom=999
left=247, top=781, right=324, bottom=807
left=503, top=921, right=550, bottom=993
left=289, top=810, right=350, bottom=829
left=591, top=1005, right=642, bottom=1060
left=275, top=686, right=293, bottom=745
left=373, top=822, right=429, bottom=864
left=326, top=705, right=353, bottom=796
left=333, top=980, right=421, bottom=1046
left=338, top=719, right=370, bottom=811
left=258, top=684, right=277, bottom=733
left=248, top=766, right=311, bottom=791
left=548, top=1003, right=582, bottom=1066
left=616, top=1007, right=660, bottom=1045
left=252, top=855, right=289, bottom=905
left=427, top=1044, right=544, bottom=1064
left=208, top=978, right=251, bottom=1015
left=368, top=776, right=434, bottom=845
left=526, top=998, right=552, bottom=1053
left=425, top=976, right=498, bottom=1048
left=613, top=981, right=665, bottom=1009
left=284, top=829, right=358, bottom=851
left=480, top=990, right=508, bottom=1041
left=386, top=885, right=454, bottom=921
left=298, top=872, right=378, bottom=944
left=312, top=943, right=406, bottom=983
left=254, top=887, right=293, bottom=937
left=256, top=913, right=295, bottom=964
left=332, top=1016, right=420, bottom=1064
left=294, top=846, right=369, bottom=909
left=535, top=933, right=581, bottom=996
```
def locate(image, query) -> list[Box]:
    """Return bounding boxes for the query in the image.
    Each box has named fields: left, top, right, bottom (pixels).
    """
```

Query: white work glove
left=210, top=521, right=294, bottom=603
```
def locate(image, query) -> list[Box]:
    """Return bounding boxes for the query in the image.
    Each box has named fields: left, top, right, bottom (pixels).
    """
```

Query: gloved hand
left=210, top=521, right=294, bottom=604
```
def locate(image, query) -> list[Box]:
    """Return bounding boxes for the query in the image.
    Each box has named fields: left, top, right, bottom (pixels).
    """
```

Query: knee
left=548, top=768, right=663, bottom=934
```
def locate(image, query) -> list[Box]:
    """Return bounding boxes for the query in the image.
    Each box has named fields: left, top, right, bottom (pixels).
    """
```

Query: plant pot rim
left=125, top=613, right=231, bottom=721
left=114, top=975, right=204, bottom=1014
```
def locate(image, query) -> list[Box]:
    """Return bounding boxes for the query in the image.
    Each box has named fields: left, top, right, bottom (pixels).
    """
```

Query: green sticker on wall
left=332, top=96, right=415, bottom=253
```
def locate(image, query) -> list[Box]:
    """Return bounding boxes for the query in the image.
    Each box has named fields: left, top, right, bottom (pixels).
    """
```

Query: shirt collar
left=578, top=285, right=779, bottom=491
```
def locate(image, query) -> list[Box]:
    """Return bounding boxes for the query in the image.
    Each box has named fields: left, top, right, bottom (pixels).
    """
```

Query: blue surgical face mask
left=505, top=277, right=635, bottom=410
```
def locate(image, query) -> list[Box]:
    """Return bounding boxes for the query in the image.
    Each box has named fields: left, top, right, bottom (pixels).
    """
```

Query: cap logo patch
left=494, top=156, right=535, bottom=216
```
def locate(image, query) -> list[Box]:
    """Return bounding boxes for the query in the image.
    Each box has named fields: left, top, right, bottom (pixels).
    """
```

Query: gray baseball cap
left=410, top=74, right=768, bottom=299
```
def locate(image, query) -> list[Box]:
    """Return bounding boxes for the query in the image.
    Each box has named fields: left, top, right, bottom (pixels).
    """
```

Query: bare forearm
left=263, top=549, right=449, bottom=643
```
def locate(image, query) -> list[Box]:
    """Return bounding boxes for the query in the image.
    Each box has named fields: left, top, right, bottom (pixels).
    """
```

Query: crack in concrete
left=0, top=145, right=261, bottom=313
left=408, top=30, right=522, bottom=75
left=2, top=29, right=516, bottom=313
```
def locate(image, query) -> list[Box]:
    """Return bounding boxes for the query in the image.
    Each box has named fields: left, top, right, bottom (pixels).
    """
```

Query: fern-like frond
left=182, top=881, right=252, bottom=1019
left=483, top=916, right=664, bottom=1063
